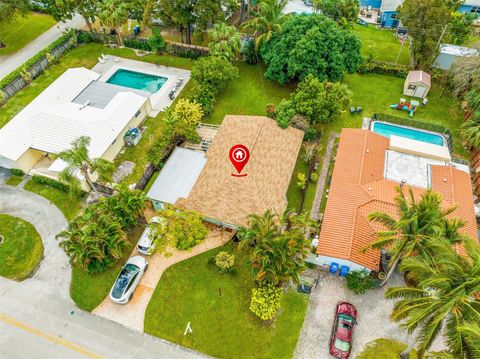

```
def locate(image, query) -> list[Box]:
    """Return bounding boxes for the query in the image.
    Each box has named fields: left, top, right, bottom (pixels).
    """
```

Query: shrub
left=249, top=283, right=283, bottom=321
left=241, top=38, right=258, bottom=64
left=345, top=269, right=376, bottom=295
left=77, top=31, right=93, bottom=44
left=162, top=209, right=208, bottom=251
left=296, top=172, right=306, bottom=190
left=10, top=168, right=24, bottom=177
left=357, top=61, right=409, bottom=78
left=148, top=28, right=166, bottom=53
left=275, top=99, right=295, bottom=128
left=310, top=172, right=319, bottom=183
left=124, top=37, right=152, bottom=51
left=265, top=103, right=276, bottom=119
left=31, top=175, right=70, bottom=193
left=304, top=127, right=319, bottom=141
left=215, top=251, right=235, bottom=273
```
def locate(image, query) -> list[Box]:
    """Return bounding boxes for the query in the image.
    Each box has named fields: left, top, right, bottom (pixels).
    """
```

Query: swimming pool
left=106, top=69, right=167, bottom=93
left=371, top=121, right=445, bottom=146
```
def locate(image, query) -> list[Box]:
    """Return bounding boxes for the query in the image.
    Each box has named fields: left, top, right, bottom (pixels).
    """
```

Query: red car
left=329, top=302, right=358, bottom=358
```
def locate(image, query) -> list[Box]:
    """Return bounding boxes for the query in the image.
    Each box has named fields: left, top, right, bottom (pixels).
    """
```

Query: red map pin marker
left=229, top=144, right=250, bottom=177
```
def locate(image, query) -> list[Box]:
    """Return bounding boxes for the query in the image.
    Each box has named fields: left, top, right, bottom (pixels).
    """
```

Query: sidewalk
left=0, top=14, right=85, bottom=80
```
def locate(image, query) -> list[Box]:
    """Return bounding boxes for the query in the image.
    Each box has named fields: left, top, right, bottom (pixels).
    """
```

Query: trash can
left=329, top=262, right=339, bottom=274
left=339, top=266, right=350, bottom=277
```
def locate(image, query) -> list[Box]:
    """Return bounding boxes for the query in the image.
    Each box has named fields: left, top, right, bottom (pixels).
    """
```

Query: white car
left=109, top=256, right=148, bottom=304
left=136, top=216, right=166, bottom=255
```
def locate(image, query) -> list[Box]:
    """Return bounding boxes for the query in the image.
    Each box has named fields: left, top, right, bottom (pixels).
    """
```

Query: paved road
left=0, top=186, right=208, bottom=359
left=0, top=14, right=85, bottom=80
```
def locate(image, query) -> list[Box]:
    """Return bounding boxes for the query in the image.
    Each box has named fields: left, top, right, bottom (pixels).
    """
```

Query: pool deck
left=91, top=56, right=191, bottom=117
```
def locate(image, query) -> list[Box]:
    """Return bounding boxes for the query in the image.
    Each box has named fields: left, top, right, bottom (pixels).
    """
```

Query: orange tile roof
left=176, top=115, right=304, bottom=227
left=317, top=128, right=477, bottom=271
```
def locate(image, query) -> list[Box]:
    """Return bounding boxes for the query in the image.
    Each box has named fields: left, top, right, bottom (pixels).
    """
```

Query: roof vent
left=443, top=177, right=448, bottom=182
left=366, top=149, right=370, bottom=153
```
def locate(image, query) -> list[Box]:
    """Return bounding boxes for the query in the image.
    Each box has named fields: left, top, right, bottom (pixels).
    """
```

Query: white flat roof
left=147, top=147, right=207, bottom=205
left=439, top=43, right=479, bottom=57
left=0, top=67, right=148, bottom=162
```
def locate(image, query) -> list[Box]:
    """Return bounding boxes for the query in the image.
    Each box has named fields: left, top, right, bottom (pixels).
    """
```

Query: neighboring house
left=148, top=115, right=304, bottom=229
left=433, top=44, right=480, bottom=70
left=0, top=68, right=151, bottom=188
left=458, top=0, right=480, bottom=16
left=403, top=70, right=431, bottom=99
left=313, top=128, right=477, bottom=272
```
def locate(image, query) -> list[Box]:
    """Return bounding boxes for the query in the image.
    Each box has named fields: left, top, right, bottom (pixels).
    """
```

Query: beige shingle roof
left=176, top=115, right=304, bottom=227
left=317, top=129, right=477, bottom=270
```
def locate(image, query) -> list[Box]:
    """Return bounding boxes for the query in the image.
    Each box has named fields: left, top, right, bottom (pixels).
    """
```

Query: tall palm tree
left=367, top=187, right=457, bottom=284
left=208, top=23, right=241, bottom=62
left=386, top=238, right=480, bottom=358
left=462, top=112, right=480, bottom=149
left=57, top=136, right=113, bottom=195
left=238, top=209, right=278, bottom=248
left=242, top=0, right=288, bottom=51
left=98, top=0, right=128, bottom=46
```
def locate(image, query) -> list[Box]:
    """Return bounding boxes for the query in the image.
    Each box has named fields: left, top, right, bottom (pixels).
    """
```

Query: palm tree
left=208, top=23, right=241, bottom=62
left=239, top=209, right=314, bottom=285
left=386, top=238, right=480, bottom=358
left=367, top=187, right=457, bottom=284
left=466, top=91, right=480, bottom=113
left=457, top=322, right=480, bottom=359
left=98, top=0, right=128, bottom=46
left=100, top=184, right=147, bottom=229
left=462, top=112, right=480, bottom=149
left=242, top=0, right=288, bottom=51
left=57, top=136, right=113, bottom=195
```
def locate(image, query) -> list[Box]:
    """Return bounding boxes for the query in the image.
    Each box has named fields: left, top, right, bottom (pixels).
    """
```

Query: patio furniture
left=356, top=106, right=363, bottom=113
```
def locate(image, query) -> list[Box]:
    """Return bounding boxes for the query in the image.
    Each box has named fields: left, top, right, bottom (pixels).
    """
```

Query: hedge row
left=0, top=31, right=75, bottom=90
left=31, top=175, right=70, bottom=193
left=358, top=61, right=409, bottom=78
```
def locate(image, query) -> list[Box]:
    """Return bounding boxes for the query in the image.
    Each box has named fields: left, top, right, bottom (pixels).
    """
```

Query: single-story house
left=433, top=44, right=480, bottom=70
left=0, top=68, right=151, bottom=188
left=313, top=128, right=477, bottom=272
left=148, top=115, right=304, bottom=229
left=403, top=70, right=431, bottom=99
left=458, top=0, right=480, bottom=17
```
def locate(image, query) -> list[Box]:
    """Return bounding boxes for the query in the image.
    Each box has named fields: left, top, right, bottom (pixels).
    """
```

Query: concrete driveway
left=93, top=227, right=233, bottom=331
left=0, top=185, right=207, bottom=358
left=294, top=269, right=446, bottom=358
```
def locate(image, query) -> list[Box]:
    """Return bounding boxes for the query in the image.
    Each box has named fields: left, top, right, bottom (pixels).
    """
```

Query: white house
left=0, top=68, right=151, bottom=186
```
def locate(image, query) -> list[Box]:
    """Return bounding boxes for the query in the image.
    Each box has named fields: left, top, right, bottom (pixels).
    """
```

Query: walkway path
left=0, top=14, right=85, bottom=80
left=0, top=186, right=208, bottom=358
left=310, top=132, right=339, bottom=221
left=93, top=228, right=234, bottom=331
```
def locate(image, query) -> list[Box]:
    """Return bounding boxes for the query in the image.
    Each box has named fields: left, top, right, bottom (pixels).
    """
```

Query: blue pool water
left=372, top=122, right=445, bottom=146
left=106, top=69, right=167, bottom=93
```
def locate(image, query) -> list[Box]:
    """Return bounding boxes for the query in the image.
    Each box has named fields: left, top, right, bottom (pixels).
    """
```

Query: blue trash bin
left=339, top=266, right=350, bottom=277
left=329, top=262, right=339, bottom=274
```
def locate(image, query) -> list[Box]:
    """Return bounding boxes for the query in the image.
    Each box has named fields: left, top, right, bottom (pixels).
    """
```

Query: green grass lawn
left=23, top=180, right=84, bottom=220
left=0, top=12, right=56, bottom=56
left=70, top=226, right=142, bottom=311
left=357, top=339, right=418, bottom=359
left=353, top=24, right=410, bottom=65
left=145, top=242, right=309, bottom=359
left=0, top=214, right=43, bottom=281
left=5, top=175, right=23, bottom=186
left=205, top=62, right=295, bottom=125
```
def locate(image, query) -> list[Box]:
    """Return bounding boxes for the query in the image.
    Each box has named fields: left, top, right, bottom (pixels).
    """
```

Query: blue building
left=458, top=0, right=480, bottom=17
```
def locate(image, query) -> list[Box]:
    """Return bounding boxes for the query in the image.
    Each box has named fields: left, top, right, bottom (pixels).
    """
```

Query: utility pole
left=430, top=24, right=448, bottom=65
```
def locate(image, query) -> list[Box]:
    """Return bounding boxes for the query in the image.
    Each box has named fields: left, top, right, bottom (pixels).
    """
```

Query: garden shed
left=403, top=70, right=431, bottom=99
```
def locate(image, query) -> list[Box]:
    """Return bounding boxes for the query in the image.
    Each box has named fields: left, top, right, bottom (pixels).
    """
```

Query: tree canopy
left=313, top=0, right=360, bottom=25
left=260, top=13, right=362, bottom=84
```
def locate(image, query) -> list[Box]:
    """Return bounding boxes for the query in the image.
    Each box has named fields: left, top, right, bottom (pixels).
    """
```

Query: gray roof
left=147, top=147, right=207, bottom=205
left=72, top=81, right=149, bottom=109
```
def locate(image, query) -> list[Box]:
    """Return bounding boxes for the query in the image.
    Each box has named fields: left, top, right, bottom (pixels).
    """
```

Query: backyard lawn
left=0, top=12, right=56, bottom=56
left=0, top=214, right=43, bottom=281
left=23, top=179, right=84, bottom=220
left=145, top=242, right=309, bottom=359
left=353, top=25, right=410, bottom=65
left=70, top=226, right=142, bottom=311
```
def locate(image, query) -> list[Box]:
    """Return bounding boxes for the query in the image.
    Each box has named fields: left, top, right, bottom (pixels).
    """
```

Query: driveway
left=0, top=14, right=85, bottom=80
left=0, top=185, right=208, bottom=358
left=294, top=269, right=446, bottom=358
left=93, top=227, right=234, bottom=331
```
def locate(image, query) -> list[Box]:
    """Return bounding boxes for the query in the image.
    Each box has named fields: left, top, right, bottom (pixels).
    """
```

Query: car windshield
left=334, top=339, right=351, bottom=352
left=338, top=313, right=354, bottom=323
left=111, top=263, right=139, bottom=299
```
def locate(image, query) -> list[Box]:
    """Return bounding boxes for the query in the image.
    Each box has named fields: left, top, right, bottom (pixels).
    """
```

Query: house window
left=135, top=109, right=141, bottom=117
left=111, top=138, right=117, bottom=145
left=408, top=84, right=416, bottom=90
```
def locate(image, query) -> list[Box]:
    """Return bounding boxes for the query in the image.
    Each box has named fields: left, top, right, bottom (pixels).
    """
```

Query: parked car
left=329, top=302, right=357, bottom=358
left=136, top=216, right=166, bottom=255
left=109, top=256, right=148, bottom=304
